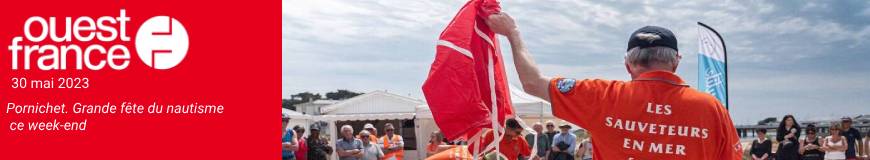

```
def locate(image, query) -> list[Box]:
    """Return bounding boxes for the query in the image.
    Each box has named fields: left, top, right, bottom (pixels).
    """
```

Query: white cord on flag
left=513, top=116, right=538, bottom=160
left=487, top=49, right=501, bottom=160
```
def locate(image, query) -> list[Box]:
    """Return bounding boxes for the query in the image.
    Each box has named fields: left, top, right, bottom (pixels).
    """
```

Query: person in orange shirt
left=362, top=123, right=379, bottom=142
left=426, top=131, right=455, bottom=157
left=485, top=12, right=743, bottom=160
left=380, top=123, right=404, bottom=160
left=480, top=118, right=532, bottom=160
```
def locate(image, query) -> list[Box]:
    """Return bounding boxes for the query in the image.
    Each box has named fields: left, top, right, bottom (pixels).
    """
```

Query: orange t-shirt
left=427, top=143, right=439, bottom=153
left=480, top=129, right=531, bottom=160
left=549, top=71, right=742, bottom=160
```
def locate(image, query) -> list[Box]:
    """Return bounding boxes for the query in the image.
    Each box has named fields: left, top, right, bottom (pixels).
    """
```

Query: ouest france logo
left=6, top=9, right=189, bottom=70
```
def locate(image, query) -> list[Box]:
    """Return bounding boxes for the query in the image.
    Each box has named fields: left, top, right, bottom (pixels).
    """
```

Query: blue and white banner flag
left=697, top=22, right=728, bottom=108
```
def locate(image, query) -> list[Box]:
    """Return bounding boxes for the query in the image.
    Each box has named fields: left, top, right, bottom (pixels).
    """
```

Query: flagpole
left=697, top=22, right=728, bottom=110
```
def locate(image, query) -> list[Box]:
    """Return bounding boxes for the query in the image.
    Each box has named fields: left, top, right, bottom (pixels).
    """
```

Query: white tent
left=414, top=85, right=552, bottom=118
left=413, top=84, right=557, bottom=159
left=320, top=90, right=421, bottom=115
left=317, top=90, right=424, bottom=160
left=508, top=84, right=553, bottom=119
left=282, top=108, right=313, bottom=132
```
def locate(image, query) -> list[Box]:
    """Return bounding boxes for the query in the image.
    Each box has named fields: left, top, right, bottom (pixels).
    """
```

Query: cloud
left=283, top=0, right=870, bottom=124
left=282, top=0, right=463, bottom=44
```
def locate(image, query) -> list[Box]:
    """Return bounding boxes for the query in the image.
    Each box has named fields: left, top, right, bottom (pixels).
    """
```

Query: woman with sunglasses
left=821, top=122, right=847, bottom=160
left=801, top=124, right=824, bottom=160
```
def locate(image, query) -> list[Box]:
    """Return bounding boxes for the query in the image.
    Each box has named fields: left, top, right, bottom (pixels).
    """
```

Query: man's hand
left=486, top=12, right=518, bottom=37
left=485, top=11, right=551, bottom=101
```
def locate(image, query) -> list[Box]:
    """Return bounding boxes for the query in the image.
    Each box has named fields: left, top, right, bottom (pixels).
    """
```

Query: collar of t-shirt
left=632, top=71, right=687, bottom=86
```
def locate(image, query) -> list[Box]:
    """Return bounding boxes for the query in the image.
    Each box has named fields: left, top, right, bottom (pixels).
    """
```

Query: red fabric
left=295, top=137, right=308, bottom=160
left=422, top=0, right=513, bottom=141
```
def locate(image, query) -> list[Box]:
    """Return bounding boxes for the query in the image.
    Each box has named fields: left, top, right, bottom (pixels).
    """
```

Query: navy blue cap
left=627, top=26, right=678, bottom=52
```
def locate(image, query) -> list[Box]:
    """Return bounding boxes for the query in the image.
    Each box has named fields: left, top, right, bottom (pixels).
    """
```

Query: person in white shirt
left=576, top=136, right=593, bottom=160
left=359, top=130, right=384, bottom=160
left=550, top=124, right=576, bottom=160
left=821, top=122, right=848, bottom=160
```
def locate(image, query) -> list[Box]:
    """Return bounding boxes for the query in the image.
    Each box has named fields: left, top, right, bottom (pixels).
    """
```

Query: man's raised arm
left=486, top=13, right=552, bottom=101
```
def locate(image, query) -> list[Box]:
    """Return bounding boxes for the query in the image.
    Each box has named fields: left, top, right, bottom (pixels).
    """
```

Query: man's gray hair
left=625, top=46, right=680, bottom=68
left=341, top=125, right=353, bottom=132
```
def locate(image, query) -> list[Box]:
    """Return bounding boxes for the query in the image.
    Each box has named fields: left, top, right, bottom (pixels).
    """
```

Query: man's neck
left=630, top=68, right=674, bottom=79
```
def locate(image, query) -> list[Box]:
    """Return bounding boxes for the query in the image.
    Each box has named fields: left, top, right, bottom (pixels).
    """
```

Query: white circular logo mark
left=135, top=16, right=188, bottom=69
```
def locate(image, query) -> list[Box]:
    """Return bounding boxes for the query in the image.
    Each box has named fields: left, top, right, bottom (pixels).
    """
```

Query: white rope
left=513, top=116, right=538, bottom=160
left=469, top=129, right=484, bottom=160
left=487, top=50, right=501, bottom=160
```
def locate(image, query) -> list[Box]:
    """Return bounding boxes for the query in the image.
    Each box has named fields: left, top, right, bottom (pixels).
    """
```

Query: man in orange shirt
left=485, top=12, right=742, bottom=160
left=480, top=118, right=532, bottom=160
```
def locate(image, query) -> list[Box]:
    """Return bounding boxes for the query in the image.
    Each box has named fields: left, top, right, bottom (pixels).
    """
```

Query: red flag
left=422, top=0, right=514, bottom=141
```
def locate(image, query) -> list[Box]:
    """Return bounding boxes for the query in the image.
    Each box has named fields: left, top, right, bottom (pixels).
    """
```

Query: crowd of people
left=334, top=123, right=406, bottom=160
left=282, top=114, right=869, bottom=160
left=424, top=120, right=593, bottom=160
left=282, top=116, right=333, bottom=160
left=749, top=115, right=868, bottom=160
left=284, top=115, right=866, bottom=160
left=281, top=115, right=406, bottom=160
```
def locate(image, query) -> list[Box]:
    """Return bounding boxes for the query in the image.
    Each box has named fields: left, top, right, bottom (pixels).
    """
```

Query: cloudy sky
left=282, top=0, right=870, bottom=125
